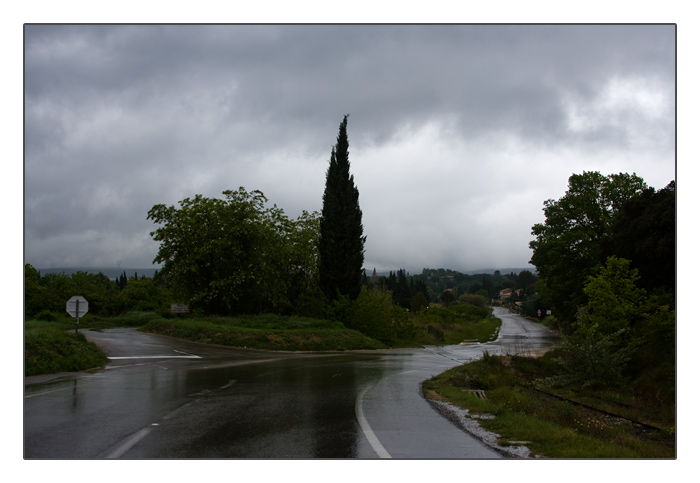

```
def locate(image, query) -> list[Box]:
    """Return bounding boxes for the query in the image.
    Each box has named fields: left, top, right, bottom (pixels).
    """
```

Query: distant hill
left=36, top=266, right=535, bottom=281
left=36, top=267, right=161, bottom=280
left=469, top=267, right=536, bottom=275
left=367, top=267, right=536, bottom=277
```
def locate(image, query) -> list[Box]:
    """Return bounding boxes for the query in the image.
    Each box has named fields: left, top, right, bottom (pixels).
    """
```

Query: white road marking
left=24, top=387, right=70, bottom=398
left=220, top=379, right=237, bottom=390
left=355, top=384, right=392, bottom=458
left=103, top=427, right=152, bottom=458
left=108, top=355, right=201, bottom=359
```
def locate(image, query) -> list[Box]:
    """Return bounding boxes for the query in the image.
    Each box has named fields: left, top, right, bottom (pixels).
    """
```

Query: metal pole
left=75, top=299, right=80, bottom=337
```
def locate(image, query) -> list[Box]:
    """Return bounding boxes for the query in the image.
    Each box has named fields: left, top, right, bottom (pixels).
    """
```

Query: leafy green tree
left=318, top=115, right=366, bottom=301
left=25, top=264, right=46, bottom=317
left=410, top=291, right=429, bottom=313
left=529, top=171, right=647, bottom=323
left=113, top=276, right=172, bottom=314
left=440, top=289, right=455, bottom=307
left=412, top=278, right=429, bottom=304
left=515, top=270, right=537, bottom=292
left=71, top=271, right=116, bottom=315
left=549, top=318, right=631, bottom=389
left=393, top=269, right=412, bottom=309
left=601, top=181, right=675, bottom=295
left=39, top=272, right=76, bottom=314
left=581, top=256, right=646, bottom=342
left=554, top=255, right=675, bottom=391
left=148, top=188, right=320, bottom=315
left=116, top=271, right=128, bottom=290
left=333, top=286, right=415, bottom=345
left=581, top=256, right=675, bottom=385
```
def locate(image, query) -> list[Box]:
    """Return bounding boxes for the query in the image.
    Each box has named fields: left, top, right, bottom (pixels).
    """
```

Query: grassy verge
left=24, top=305, right=503, bottom=375
left=410, top=306, right=501, bottom=346
left=25, top=321, right=109, bottom=376
left=422, top=350, right=675, bottom=458
left=140, top=314, right=386, bottom=351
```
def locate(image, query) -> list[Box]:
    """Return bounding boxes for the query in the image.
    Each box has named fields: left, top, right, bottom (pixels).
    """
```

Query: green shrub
left=34, top=310, right=61, bottom=322
left=25, top=327, right=108, bottom=376
left=458, top=293, right=489, bottom=308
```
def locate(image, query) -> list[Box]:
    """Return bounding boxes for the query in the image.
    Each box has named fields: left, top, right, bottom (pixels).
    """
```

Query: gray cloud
left=24, top=24, right=675, bottom=272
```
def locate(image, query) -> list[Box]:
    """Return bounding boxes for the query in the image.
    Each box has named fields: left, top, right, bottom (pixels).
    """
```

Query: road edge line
left=355, top=384, right=392, bottom=459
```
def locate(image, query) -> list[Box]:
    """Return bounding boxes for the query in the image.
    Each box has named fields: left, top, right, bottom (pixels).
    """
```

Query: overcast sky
left=24, top=24, right=676, bottom=273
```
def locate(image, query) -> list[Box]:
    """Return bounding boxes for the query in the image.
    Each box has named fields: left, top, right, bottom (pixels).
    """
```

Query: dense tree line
left=529, top=171, right=675, bottom=325
left=24, top=265, right=173, bottom=318
left=529, top=171, right=675, bottom=392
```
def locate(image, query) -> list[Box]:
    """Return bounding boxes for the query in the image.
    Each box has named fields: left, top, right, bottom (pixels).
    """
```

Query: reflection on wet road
left=24, top=308, right=559, bottom=458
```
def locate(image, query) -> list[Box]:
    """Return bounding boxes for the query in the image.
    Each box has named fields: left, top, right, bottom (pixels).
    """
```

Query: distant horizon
left=32, top=264, right=536, bottom=277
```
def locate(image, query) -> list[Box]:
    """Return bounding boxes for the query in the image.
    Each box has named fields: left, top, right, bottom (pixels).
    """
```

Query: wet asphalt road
left=24, top=307, right=559, bottom=459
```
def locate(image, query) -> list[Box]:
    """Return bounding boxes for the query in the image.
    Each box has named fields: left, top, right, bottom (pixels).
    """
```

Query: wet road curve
left=24, top=308, right=558, bottom=458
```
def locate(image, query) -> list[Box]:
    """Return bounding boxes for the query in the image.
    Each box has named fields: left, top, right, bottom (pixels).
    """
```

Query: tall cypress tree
left=319, top=115, right=366, bottom=301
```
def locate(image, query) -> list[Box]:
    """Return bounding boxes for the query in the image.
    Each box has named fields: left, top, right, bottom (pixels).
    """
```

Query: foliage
left=24, top=264, right=173, bottom=319
left=548, top=323, right=631, bottom=389
left=526, top=171, right=675, bottom=430
left=439, top=290, right=455, bottom=307
left=140, top=314, right=384, bottom=351
left=410, top=268, right=532, bottom=303
left=600, top=181, right=675, bottom=295
left=514, top=270, right=537, bottom=291
left=581, top=256, right=646, bottom=340
left=458, top=293, right=489, bottom=308
left=25, top=323, right=109, bottom=376
left=112, top=276, right=172, bottom=315
left=551, top=256, right=674, bottom=392
left=411, top=305, right=501, bottom=345
left=318, top=115, right=366, bottom=301
left=451, top=302, right=491, bottom=320
left=410, top=291, right=429, bottom=313
left=148, top=188, right=320, bottom=315
left=328, top=286, right=415, bottom=345
left=529, top=171, right=647, bottom=322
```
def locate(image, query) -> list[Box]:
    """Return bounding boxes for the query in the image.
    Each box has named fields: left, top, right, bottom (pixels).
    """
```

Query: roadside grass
left=411, top=305, right=502, bottom=346
left=140, top=314, right=385, bottom=351
left=24, top=321, right=109, bottom=376
left=139, top=307, right=503, bottom=351
left=423, top=351, right=675, bottom=458
left=28, top=310, right=163, bottom=330
left=24, top=305, right=503, bottom=375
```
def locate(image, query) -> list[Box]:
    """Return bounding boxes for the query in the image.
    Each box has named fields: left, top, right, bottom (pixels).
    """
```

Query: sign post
left=66, top=296, right=89, bottom=336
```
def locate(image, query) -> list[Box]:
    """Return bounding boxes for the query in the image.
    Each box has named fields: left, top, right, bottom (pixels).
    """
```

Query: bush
left=329, top=287, right=415, bottom=346
left=34, top=310, right=61, bottom=322
left=548, top=325, right=631, bottom=389
left=451, top=302, right=490, bottom=320
left=25, top=326, right=108, bottom=376
left=459, top=293, right=488, bottom=308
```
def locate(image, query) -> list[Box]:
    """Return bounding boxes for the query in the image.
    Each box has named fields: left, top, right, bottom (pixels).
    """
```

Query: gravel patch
left=426, top=398, right=532, bottom=458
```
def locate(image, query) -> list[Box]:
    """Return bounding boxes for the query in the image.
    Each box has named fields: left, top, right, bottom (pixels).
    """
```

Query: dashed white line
left=103, top=427, right=152, bottom=458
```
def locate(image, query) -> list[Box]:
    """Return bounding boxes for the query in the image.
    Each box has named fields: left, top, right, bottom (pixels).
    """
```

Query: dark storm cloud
left=24, top=24, right=675, bottom=271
